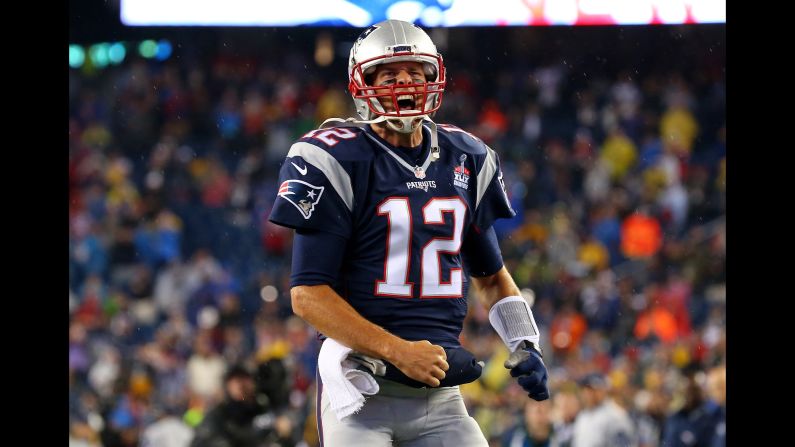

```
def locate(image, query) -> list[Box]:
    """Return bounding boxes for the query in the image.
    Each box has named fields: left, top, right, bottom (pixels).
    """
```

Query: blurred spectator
left=661, top=368, right=720, bottom=447
left=140, top=406, right=194, bottom=447
left=660, top=103, right=698, bottom=157
left=550, top=387, right=580, bottom=447
left=70, top=212, right=107, bottom=284
left=153, top=260, right=192, bottom=314
left=190, top=365, right=295, bottom=447
left=705, top=365, right=726, bottom=447
left=134, top=209, right=184, bottom=269
left=70, top=416, right=103, bottom=447
left=633, top=296, right=679, bottom=345
left=187, top=331, right=227, bottom=405
left=549, top=302, right=588, bottom=356
left=572, top=374, right=635, bottom=447
left=501, top=399, right=555, bottom=447
left=599, top=127, right=637, bottom=182
left=620, top=212, right=663, bottom=259
left=632, top=387, right=670, bottom=447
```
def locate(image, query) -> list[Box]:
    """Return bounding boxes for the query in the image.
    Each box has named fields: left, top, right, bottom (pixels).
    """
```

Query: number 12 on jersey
left=376, top=197, right=466, bottom=298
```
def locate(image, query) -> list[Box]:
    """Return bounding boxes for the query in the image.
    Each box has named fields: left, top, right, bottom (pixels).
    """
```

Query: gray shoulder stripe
left=287, top=142, right=354, bottom=211
left=476, top=146, right=498, bottom=209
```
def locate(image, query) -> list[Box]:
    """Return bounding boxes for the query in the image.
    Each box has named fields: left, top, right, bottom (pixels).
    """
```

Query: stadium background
left=69, top=3, right=726, bottom=446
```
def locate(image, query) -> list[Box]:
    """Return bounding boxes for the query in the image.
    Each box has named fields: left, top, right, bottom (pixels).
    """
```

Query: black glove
left=504, top=340, right=549, bottom=401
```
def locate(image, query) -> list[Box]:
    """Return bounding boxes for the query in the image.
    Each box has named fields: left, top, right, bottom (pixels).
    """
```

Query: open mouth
left=396, top=94, right=417, bottom=111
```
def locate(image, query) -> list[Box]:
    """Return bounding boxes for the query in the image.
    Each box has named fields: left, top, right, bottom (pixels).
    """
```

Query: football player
left=269, top=19, right=549, bottom=446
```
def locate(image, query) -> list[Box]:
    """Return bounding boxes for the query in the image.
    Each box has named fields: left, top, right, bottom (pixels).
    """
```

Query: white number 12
left=376, top=197, right=466, bottom=298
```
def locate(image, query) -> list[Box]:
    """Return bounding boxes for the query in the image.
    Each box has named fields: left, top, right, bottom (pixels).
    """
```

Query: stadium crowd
left=69, top=25, right=725, bottom=447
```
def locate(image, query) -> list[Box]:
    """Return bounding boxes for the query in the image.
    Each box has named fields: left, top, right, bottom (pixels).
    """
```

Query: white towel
left=318, top=338, right=380, bottom=420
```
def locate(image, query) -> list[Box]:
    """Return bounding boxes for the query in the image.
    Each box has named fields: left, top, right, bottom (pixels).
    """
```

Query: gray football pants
left=318, top=376, right=488, bottom=447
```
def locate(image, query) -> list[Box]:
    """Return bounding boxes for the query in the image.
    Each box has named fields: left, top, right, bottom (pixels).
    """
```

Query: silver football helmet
left=347, top=20, right=446, bottom=134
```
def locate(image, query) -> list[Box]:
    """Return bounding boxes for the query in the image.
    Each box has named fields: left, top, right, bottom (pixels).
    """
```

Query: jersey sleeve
left=290, top=229, right=348, bottom=287
left=461, top=225, right=504, bottom=277
left=268, top=141, right=354, bottom=239
left=473, top=146, right=516, bottom=230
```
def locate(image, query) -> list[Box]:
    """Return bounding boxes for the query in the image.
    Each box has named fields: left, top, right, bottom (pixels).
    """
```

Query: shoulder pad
left=296, top=126, right=374, bottom=160
left=298, top=126, right=364, bottom=150
left=435, top=124, right=488, bottom=155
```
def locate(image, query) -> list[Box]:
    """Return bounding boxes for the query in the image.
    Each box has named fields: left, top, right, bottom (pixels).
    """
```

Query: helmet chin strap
left=319, top=115, right=440, bottom=161
left=425, top=117, right=441, bottom=160
left=385, top=115, right=423, bottom=134
left=319, top=115, right=387, bottom=128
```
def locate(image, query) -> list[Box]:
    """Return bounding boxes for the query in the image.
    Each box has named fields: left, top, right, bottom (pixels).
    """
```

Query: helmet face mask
left=348, top=20, right=446, bottom=133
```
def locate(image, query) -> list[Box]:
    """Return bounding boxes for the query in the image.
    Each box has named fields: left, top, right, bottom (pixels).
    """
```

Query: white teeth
left=397, top=94, right=414, bottom=101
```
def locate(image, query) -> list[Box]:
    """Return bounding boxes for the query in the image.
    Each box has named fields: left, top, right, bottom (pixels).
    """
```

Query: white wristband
left=488, top=296, right=541, bottom=353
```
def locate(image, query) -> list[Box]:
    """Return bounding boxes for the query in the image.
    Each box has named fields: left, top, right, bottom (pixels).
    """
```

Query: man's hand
left=391, top=340, right=449, bottom=387
left=378, top=346, right=483, bottom=388
left=504, top=340, right=549, bottom=401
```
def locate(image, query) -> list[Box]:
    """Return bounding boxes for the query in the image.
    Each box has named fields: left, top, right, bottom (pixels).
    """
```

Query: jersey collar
left=364, top=125, right=434, bottom=179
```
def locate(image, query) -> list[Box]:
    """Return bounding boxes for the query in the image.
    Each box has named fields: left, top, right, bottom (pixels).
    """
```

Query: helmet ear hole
left=363, top=66, right=377, bottom=86
left=423, top=63, right=437, bottom=81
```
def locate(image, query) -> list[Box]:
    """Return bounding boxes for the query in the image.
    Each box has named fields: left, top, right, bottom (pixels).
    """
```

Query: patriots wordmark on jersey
left=269, top=123, right=514, bottom=347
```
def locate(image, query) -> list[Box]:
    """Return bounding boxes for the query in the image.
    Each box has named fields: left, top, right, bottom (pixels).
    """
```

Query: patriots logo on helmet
left=356, top=24, right=379, bottom=43
left=278, top=180, right=325, bottom=219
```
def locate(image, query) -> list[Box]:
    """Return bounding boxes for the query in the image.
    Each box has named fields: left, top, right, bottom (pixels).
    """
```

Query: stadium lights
left=69, top=45, right=85, bottom=68
left=69, top=39, right=173, bottom=71
left=138, top=39, right=173, bottom=60
left=155, top=40, right=172, bottom=61
left=108, top=42, right=127, bottom=65
left=88, top=43, right=110, bottom=68
left=138, top=40, right=158, bottom=58
left=120, top=0, right=725, bottom=26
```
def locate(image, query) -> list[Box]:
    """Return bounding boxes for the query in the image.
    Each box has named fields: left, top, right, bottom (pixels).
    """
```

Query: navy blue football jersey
left=268, top=124, right=515, bottom=348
